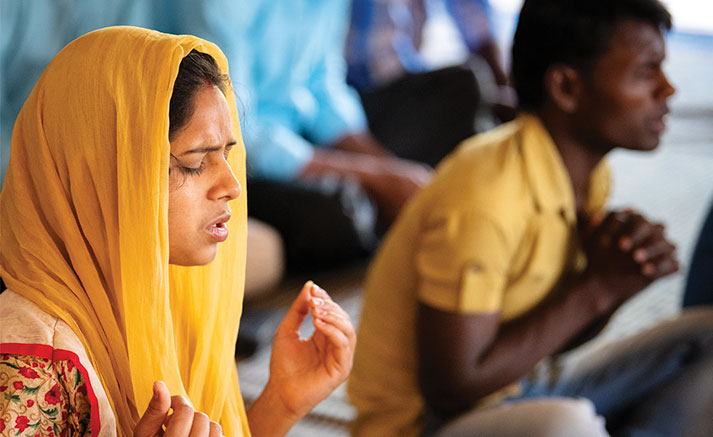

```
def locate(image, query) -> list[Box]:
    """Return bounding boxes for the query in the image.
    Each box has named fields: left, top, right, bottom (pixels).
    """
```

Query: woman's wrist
left=247, top=380, right=303, bottom=437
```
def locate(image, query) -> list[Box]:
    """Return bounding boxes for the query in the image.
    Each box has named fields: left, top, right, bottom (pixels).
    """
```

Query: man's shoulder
left=426, top=119, right=533, bottom=216
left=439, top=119, right=527, bottom=180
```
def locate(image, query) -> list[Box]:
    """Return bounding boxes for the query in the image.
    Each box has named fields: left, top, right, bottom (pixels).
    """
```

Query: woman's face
left=168, top=85, right=241, bottom=266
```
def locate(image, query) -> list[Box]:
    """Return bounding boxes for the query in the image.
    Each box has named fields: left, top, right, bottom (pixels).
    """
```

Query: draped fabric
left=0, top=26, right=250, bottom=436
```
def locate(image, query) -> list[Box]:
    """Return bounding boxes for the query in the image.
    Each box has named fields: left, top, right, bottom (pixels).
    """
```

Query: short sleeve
left=0, top=354, right=91, bottom=436
left=415, top=209, right=512, bottom=314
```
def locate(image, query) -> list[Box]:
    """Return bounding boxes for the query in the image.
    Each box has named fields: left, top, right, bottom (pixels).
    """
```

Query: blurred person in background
left=345, top=0, right=517, bottom=169
left=0, top=0, right=150, bottom=187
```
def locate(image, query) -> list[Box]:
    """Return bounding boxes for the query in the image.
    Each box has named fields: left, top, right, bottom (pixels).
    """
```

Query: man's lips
left=650, top=107, right=670, bottom=134
left=651, top=114, right=668, bottom=134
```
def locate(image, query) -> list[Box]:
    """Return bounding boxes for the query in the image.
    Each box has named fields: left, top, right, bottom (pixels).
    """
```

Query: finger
left=312, top=301, right=352, bottom=329
left=134, top=381, right=171, bottom=437
left=314, top=311, right=356, bottom=348
left=620, top=218, right=662, bottom=252
left=279, top=281, right=314, bottom=333
left=614, top=213, right=647, bottom=251
left=188, top=412, right=210, bottom=437
left=164, top=396, right=195, bottom=437
left=632, top=238, right=675, bottom=264
left=314, top=303, right=355, bottom=349
left=594, top=210, right=631, bottom=247
left=309, top=283, right=347, bottom=319
left=208, top=422, right=223, bottom=437
left=588, top=211, right=605, bottom=229
left=641, top=253, right=680, bottom=279
left=311, top=297, right=350, bottom=321
left=310, top=282, right=332, bottom=301
left=314, top=318, right=353, bottom=377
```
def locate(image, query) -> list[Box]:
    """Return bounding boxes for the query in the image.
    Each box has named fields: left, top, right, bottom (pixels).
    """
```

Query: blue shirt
left=0, top=0, right=150, bottom=187
left=346, top=0, right=494, bottom=90
left=153, top=0, right=368, bottom=181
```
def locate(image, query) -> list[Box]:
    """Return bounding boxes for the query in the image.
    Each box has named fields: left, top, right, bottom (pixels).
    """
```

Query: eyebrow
left=177, top=140, right=237, bottom=156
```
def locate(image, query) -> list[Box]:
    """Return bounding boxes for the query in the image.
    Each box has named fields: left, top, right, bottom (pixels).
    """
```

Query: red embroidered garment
left=0, top=354, right=91, bottom=436
left=0, top=291, right=117, bottom=436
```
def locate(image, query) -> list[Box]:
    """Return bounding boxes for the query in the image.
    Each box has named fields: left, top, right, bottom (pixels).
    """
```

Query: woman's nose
left=210, top=160, right=241, bottom=201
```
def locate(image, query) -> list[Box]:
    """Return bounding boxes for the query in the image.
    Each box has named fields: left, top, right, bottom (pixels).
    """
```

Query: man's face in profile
left=575, top=19, right=676, bottom=152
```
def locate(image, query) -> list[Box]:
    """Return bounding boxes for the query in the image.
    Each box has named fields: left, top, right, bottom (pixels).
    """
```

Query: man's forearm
left=462, top=276, right=619, bottom=402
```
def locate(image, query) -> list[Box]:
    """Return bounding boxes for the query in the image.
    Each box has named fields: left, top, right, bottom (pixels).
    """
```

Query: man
left=152, top=0, right=431, bottom=270
left=348, top=1, right=713, bottom=436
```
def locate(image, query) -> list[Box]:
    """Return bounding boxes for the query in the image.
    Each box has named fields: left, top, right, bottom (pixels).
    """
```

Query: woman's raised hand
left=271, top=281, right=356, bottom=416
left=134, top=381, right=223, bottom=437
left=247, top=281, right=356, bottom=436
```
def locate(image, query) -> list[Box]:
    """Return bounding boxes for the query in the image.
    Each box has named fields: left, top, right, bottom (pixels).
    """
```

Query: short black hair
left=169, top=50, right=229, bottom=140
left=511, top=0, right=672, bottom=111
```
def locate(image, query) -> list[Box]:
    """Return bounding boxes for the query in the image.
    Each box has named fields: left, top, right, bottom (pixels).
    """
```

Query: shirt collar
left=517, top=114, right=610, bottom=225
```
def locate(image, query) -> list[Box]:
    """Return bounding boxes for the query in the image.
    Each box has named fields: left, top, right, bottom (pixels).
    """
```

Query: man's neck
left=539, top=111, right=610, bottom=212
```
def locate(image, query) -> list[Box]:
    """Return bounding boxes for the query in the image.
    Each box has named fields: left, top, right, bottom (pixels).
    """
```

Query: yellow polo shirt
left=348, top=114, right=610, bottom=437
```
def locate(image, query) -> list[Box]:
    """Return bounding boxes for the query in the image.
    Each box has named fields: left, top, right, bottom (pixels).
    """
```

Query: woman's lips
left=206, top=213, right=231, bottom=242
left=207, top=221, right=229, bottom=242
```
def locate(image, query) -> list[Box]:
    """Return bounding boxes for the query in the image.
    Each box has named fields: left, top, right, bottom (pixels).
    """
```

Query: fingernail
left=313, top=283, right=327, bottom=296
left=152, top=381, right=159, bottom=400
left=634, top=249, right=646, bottom=262
left=305, top=280, right=314, bottom=290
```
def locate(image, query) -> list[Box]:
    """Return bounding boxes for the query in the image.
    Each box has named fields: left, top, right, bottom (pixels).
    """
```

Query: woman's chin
left=168, top=246, right=218, bottom=266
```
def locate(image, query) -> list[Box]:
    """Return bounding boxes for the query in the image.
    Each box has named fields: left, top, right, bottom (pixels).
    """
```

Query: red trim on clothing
left=1, top=342, right=102, bottom=436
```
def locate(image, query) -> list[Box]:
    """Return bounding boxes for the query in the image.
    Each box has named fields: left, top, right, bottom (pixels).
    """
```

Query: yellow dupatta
left=0, top=26, right=250, bottom=436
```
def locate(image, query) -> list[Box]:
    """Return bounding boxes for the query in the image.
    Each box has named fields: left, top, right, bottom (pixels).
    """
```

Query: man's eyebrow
left=178, top=140, right=237, bottom=156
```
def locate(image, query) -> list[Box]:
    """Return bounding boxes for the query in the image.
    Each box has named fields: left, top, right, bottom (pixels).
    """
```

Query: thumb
left=134, top=381, right=171, bottom=437
left=278, top=280, right=313, bottom=333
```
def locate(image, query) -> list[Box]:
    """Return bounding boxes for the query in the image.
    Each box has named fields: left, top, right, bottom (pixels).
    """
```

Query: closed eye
left=224, top=143, right=235, bottom=160
left=179, top=162, right=206, bottom=176
left=170, top=153, right=206, bottom=177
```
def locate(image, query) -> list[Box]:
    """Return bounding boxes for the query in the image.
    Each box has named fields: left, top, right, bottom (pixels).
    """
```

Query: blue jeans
left=684, top=202, right=713, bottom=307
left=515, top=308, right=713, bottom=437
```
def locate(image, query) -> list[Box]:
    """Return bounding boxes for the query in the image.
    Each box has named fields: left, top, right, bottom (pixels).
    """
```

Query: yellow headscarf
left=0, top=26, right=250, bottom=436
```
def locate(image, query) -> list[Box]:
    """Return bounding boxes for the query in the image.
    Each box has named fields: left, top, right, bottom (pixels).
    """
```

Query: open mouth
left=207, top=221, right=229, bottom=242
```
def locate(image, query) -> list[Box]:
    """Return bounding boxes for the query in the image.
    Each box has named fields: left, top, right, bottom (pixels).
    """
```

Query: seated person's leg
left=534, top=309, right=713, bottom=435
left=245, top=217, right=285, bottom=299
left=683, top=201, right=713, bottom=307
left=607, top=353, right=713, bottom=437
left=435, top=398, right=607, bottom=437
left=247, top=177, right=378, bottom=272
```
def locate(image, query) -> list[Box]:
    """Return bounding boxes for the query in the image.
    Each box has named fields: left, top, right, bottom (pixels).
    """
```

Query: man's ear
left=544, top=64, right=582, bottom=113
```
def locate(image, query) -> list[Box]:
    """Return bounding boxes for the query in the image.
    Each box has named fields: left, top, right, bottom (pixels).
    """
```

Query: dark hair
left=511, top=0, right=672, bottom=111
left=169, top=50, right=229, bottom=140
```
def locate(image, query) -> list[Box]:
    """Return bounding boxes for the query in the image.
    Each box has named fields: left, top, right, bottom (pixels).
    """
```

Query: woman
left=0, top=26, right=355, bottom=436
